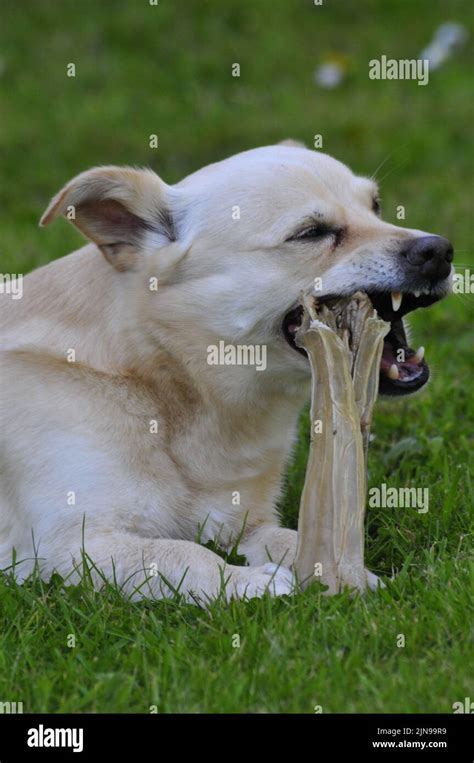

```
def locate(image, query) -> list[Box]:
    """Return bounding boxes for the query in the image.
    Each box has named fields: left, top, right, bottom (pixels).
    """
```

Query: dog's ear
left=279, top=138, right=307, bottom=148
left=39, top=166, right=175, bottom=271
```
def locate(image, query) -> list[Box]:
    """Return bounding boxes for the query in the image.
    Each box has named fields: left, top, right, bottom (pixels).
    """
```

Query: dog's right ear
left=39, top=166, right=176, bottom=271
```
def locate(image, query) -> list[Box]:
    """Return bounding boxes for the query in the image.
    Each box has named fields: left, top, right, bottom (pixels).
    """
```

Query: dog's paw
left=366, top=569, right=386, bottom=591
left=228, top=562, right=295, bottom=601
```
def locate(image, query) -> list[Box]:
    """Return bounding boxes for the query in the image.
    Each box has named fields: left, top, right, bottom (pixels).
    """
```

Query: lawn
left=0, top=0, right=472, bottom=713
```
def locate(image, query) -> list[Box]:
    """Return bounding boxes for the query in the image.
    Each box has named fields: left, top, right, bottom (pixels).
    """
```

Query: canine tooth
left=388, top=364, right=400, bottom=380
left=391, top=291, right=403, bottom=312
left=414, top=346, right=425, bottom=363
left=413, top=290, right=421, bottom=298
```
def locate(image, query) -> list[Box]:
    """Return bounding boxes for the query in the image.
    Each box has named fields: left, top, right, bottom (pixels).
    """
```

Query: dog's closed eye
left=288, top=223, right=334, bottom=241
left=287, top=222, right=344, bottom=246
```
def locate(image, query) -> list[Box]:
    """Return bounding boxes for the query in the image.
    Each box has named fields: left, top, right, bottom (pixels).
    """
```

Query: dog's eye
left=288, top=224, right=335, bottom=242
left=372, top=197, right=381, bottom=216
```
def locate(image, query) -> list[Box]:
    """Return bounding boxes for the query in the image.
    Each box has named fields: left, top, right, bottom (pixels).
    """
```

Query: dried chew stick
left=352, top=311, right=390, bottom=468
left=338, top=292, right=390, bottom=468
left=293, top=293, right=389, bottom=594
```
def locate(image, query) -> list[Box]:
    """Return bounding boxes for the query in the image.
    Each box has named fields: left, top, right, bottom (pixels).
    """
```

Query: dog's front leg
left=44, top=533, right=295, bottom=606
left=240, top=524, right=298, bottom=569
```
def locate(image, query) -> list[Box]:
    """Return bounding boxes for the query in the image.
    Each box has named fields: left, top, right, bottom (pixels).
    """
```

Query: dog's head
left=41, top=144, right=453, bottom=399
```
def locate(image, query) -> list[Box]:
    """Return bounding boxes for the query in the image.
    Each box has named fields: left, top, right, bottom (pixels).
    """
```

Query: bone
left=294, top=291, right=389, bottom=594
left=351, top=303, right=391, bottom=464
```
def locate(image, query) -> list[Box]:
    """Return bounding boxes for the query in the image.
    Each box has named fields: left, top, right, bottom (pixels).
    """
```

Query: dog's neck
left=125, top=329, right=309, bottom=457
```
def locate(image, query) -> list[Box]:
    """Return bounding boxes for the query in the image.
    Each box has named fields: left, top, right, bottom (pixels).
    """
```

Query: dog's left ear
left=39, top=166, right=176, bottom=271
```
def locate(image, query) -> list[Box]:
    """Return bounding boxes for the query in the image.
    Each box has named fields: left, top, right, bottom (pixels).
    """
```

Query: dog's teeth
left=391, top=291, right=403, bottom=312
left=413, top=290, right=421, bottom=298
left=414, top=346, right=425, bottom=363
left=388, top=364, right=400, bottom=380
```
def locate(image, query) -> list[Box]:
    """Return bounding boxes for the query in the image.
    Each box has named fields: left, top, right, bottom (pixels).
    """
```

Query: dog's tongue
left=380, top=340, right=426, bottom=382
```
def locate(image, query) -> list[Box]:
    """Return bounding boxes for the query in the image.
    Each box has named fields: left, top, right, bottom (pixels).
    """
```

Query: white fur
left=0, top=144, right=451, bottom=604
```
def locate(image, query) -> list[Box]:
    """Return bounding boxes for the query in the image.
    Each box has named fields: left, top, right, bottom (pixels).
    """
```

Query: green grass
left=0, top=0, right=473, bottom=713
left=0, top=555, right=472, bottom=713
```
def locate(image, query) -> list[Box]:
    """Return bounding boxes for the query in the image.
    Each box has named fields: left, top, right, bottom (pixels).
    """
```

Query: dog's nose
left=399, top=235, right=453, bottom=281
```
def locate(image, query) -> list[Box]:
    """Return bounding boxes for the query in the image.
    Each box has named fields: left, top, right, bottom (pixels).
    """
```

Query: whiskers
left=371, top=145, right=410, bottom=186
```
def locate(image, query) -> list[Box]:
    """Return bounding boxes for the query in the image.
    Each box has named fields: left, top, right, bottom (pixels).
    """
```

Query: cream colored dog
left=0, top=143, right=453, bottom=603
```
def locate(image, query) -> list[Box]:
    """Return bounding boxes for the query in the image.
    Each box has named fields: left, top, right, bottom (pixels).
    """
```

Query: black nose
left=399, top=235, right=454, bottom=281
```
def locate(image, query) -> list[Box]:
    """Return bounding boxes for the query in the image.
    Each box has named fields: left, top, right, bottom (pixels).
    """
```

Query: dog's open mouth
left=283, top=289, right=443, bottom=397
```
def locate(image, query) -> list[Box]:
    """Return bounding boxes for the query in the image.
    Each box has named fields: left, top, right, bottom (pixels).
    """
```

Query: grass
left=0, top=0, right=472, bottom=713
left=0, top=555, right=472, bottom=713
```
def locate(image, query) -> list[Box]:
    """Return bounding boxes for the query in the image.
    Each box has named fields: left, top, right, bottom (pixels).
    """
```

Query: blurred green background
left=1, top=0, right=472, bottom=272
left=0, top=0, right=472, bottom=714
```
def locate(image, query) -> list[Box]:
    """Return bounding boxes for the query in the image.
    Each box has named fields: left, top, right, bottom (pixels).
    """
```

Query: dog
left=0, top=142, right=453, bottom=603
